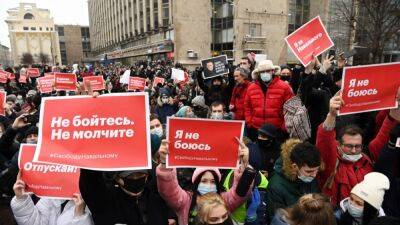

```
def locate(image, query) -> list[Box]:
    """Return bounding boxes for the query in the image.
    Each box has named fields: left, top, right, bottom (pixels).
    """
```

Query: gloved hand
left=389, top=124, right=400, bottom=147
left=246, top=187, right=261, bottom=222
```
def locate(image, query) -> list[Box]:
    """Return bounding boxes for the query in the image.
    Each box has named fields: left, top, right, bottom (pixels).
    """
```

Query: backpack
left=283, top=96, right=311, bottom=141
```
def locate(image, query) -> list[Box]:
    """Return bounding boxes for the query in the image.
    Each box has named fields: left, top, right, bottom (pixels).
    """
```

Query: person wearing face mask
left=244, top=60, right=294, bottom=142
left=150, top=114, right=164, bottom=138
left=195, top=66, right=235, bottom=107
left=254, top=124, right=282, bottom=176
left=335, top=172, right=389, bottom=225
left=266, top=139, right=322, bottom=222
left=156, top=139, right=253, bottom=225
left=191, top=96, right=209, bottom=119
left=316, top=92, right=400, bottom=206
left=208, top=101, right=233, bottom=121
left=154, top=88, right=178, bottom=124
left=79, top=167, right=175, bottom=225
left=195, top=193, right=234, bottom=225
left=271, top=193, right=336, bottom=225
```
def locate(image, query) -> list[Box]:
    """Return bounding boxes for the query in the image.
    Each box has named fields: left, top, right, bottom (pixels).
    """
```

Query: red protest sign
left=83, top=76, right=105, bottom=91
left=339, top=62, right=400, bottom=115
left=37, top=77, right=55, bottom=93
left=27, top=68, right=40, bottom=78
left=34, top=93, right=151, bottom=171
left=19, top=144, right=80, bottom=199
left=152, top=77, right=165, bottom=87
left=0, top=70, right=8, bottom=83
left=285, top=16, right=334, bottom=66
left=19, top=74, right=27, bottom=84
left=166, top=118, right=245, bottom=168
left=54, top=73, right=77, bottom=91
left=0, top=91, right=5, bottom=116
left=128, top=77, right=146, bottom=91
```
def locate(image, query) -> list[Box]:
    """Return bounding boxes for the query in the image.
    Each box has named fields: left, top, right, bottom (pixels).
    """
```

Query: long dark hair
left=188, top=170, right=223, bottom=224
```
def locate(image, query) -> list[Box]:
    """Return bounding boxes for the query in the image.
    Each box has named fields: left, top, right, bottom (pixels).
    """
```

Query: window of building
left=23, top=13, right=34, bottom=20
left=46, top=27, right=49, bottom=31
left=58, top=27, right=64, bottom=36
left=288, top=0, right=310, bottom=34
left=39, top=27, right=42, bottom=31
left=50, top=28, right=53, bottom=31
left=60, top=42, right=66, bottom=51
left=23, top=27, right=29, bottom=31
left=31, top=27, right=36, bottom=31
left=244, top=23, right=262, bottom=37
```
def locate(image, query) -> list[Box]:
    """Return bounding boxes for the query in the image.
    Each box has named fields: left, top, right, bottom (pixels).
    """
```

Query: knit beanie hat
left=175, top=106, right=190, bottom=118
left=6, top=94, right=16, bottom=103
left=351, top=172, right=390, bottom=209
left=191, top=95, right=206, bottom=108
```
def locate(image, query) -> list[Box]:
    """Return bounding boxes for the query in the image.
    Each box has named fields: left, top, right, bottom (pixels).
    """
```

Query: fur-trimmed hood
left=277, top=139, right=302, bottom=181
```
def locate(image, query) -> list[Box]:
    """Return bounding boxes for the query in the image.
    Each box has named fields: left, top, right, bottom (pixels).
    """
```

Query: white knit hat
left=351, top=172, right=390, bottom=209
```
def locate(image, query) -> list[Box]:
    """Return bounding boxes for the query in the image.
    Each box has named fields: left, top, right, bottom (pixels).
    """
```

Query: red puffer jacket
left=230, top=80, right=250, bottom=120
left=244, top=77, right=294, bottom=130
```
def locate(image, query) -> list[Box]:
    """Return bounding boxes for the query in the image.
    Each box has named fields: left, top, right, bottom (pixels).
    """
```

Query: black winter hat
left=25, top=126, right=38, bottom=137
left=258, top=123, right=278, bottom=138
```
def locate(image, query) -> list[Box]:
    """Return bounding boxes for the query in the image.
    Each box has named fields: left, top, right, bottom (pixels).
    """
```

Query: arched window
left=24, top=13, right=34, bottom=20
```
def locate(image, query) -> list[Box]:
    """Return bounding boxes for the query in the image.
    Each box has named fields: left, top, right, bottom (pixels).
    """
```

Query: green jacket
left=266, top=157, right=319, bottom=220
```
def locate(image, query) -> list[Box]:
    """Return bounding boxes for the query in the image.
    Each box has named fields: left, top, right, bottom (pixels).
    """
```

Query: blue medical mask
left=197, top=183, right=217, bottom=195
left=298, top=175, right=314, bottom=183
left=348, top=201, right=363, bottom=218
left=260, top=72, right=272, bottom=82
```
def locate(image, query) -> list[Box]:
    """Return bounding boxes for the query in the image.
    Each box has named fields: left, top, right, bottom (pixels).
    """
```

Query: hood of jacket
left=274, top=139, right=302, bottom=181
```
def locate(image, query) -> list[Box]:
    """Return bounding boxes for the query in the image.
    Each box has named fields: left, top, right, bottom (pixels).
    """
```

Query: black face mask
left=258, top=139, right=273, bottom=149
left=122, top=176, right=147, bottom=194
left=206, top=218, right=233, bottom=225
left=280, top=76, right=291, bottom=82
left=193, top=106, right=202, bottom=111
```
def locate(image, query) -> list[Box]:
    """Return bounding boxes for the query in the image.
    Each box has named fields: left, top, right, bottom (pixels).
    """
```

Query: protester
left=156, top=139, right=254, bottom=225
left=270, top=193, right=336, bottom=225
left=150, top=114, right=164, bottom=138
left=191, top=95, right=209, bottom=118
left=316, top=91, right=399, bottom=206
left=244, top=60, right=294, bottom=141
left=229, top=67, right=251, bottom=120
left=266, top=139, right=322, bottom=221
left=209, top=101, right=233, bottom=120
left=194, top=192, right=234, bottom=225
left=374, top=125, right=400, bottom=217
left=11, top=175, right=94, bottom=225
left=335, top=172, right=389, bottom=225
left=154, top=88, right=177, bottom=124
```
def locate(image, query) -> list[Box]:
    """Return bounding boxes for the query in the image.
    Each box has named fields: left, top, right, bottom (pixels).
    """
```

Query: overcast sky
left=0, top=0, right=89, bottom=48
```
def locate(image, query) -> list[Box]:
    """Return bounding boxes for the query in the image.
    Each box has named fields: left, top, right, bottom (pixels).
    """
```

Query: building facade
left=56, top=25, right=91, bottom=65
left=0, top=44, right=12, bottom=67
left=5, top=3, right=61, bottom=66
left=88, top=0, right=290, bottom=67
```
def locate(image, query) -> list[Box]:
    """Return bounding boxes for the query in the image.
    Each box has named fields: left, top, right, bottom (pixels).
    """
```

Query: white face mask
left=342, top=153, right=362, bottom=162
left=348, top=200, right=363, bottom=218
left=151, top=127, right=163, bottom=138
left=161, top=97, right=169, bottom=104
left=298, top=174, right=315, bottom=183
left=260, top=72, right=272, bottom=82
left=210, top=112, right=224, bottom=120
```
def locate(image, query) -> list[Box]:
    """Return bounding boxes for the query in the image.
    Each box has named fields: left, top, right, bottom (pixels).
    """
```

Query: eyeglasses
left=342, top=144, right=363, bottom=150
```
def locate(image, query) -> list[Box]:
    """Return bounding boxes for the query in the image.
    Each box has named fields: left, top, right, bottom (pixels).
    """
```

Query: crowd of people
left=0, top=51, right=399, bottom=225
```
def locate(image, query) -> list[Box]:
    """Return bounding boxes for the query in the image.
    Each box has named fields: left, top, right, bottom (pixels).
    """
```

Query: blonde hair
left=196, top=193, right=229, bottom=224
left=283, top=193, right=336, bottom=225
